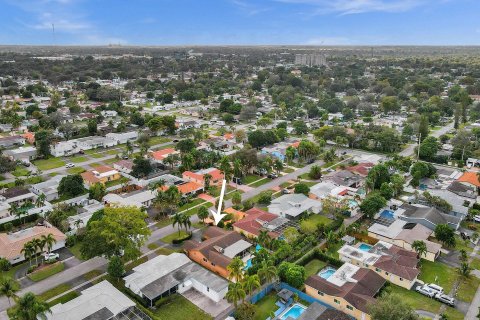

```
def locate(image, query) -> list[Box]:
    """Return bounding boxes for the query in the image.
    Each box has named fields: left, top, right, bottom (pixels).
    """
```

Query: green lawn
left=154, top=218, right=173, bottom=228
left=179, top=198, right=206, bottom=212
left=153, top=294, right=212, bottom=320
left=457, top=275, right=480, bottom=303
left=38, top=284, right=72, bottom=301
left=27, top=262, right=65, bottom=282
left=12, top=167, right=30, bottom=177
left=161, top=230, right=190, bottom=244
left=301, top=214, right=333, bottom=230
left=67, top=243, right=84, bottom=261
left=69, top=156, right=88, bottom=163
left=254, top=292, right=279, bottom=320
left=470, top=258, right=480, bottom=270
left=184, top=202, right=213, bottom=217
left=283, top=167, right=295, bottom=173
left=67, top=167, right=86, bottom=174
left=33, top=158, right=65, bottom=170
left=304, top=259, right=327, bottom=278
left=104, top=157, right=119, bottom=164
left=250, top=178, right=270, bottom=188
left=105, top=177, right=129, bottom=188
left=244, top=174, right=262, bottom=184
left=418, top=260, right=456, bottom=293
left=155, top=247, right=176, bottom=256
left=48, top=291, right=80, bottom=307
left=150, top=136, right=171, bottom=145
left=455, top=236, right=474, bottom=253
left=89, top=162, right=102, bottom=168
left=83, top=269, right=104, bottom=281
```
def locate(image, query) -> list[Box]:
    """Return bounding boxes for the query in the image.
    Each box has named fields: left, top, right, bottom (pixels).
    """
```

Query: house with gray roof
left=268, top=193, right=322, bottom=219
left=46, top=280, right=150, bottom=320
left=397, top=204, right=462, bottom=231
left=124, top=253, right=228, bottom=307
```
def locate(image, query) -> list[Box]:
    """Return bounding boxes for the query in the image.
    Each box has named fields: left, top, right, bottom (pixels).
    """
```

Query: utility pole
left=417, top=133, right=421, bottom=161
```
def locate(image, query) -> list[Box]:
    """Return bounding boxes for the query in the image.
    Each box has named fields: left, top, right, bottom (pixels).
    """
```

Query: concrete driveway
left=181, top=288, right=231, bottom=318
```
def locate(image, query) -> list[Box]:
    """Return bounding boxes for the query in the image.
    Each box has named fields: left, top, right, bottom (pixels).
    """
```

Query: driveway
left=181, top=288, right=231, bottom=318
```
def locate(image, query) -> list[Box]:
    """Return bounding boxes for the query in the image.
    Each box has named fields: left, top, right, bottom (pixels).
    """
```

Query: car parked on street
left=435, top=293, right=455, bottom=307
left=65, top=163, right=75, bottom=168
left=415, top=285, right=435, bottom=298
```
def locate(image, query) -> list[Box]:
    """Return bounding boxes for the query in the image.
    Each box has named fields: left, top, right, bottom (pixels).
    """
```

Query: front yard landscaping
left=243, top=174, right=262, bottom=184
left=69, top=156, right=88, bottom=163
left=250, top=178, right=270, bottom=187
left=12, top=167, right=30, bottom=177
left=67, top=167, right=86, bottom=174
left=27, top=262, right=65, bottom=282
left=105, top=176, right=129, bottom=188
left=418, top=260, right=456, bottom=293
left=457, top=275, right=480, bottom=303
left=161, top=230, right=190, bottom=244
left=33, top=158, right=65, bottom=170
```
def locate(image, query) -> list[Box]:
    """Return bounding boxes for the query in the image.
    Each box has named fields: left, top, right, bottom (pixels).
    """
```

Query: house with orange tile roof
left=457, top=171, right=480, bottom=189
left=22, top=131, right=35, bottom=144
left=0, top=224, right=66, bottom=263
left=204, top=207, right=246, bottom=225
left=149, top=148, right=179, bottom=164
left=183, top=168, right=224, bottom=187
left=81, top=165, right=121, bottom=187
left=233, top=207, right=284, bottom=239
left=159, top=181, right=204, bottom=198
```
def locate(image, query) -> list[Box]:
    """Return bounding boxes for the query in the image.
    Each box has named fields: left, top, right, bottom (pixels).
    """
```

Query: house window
left=399, top=278, right=403, bottom=281
left=347, top=305, right=353, bottom=310
left=385, top=272, right=389, bottom=275
left=211, top=262, right=216, bottom=266
left=203, top=258, right=207, bottom=262
left=375, top=268, right=381, bottom=272
left=334, top=299, right=340, bottom=304
left=317, top=291, right=324, bottom=296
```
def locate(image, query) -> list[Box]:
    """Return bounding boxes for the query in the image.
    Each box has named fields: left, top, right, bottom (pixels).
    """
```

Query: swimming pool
left=379, top=209, right=394, bottom=220
left=280, top=303, right=307, bottom=320
left=256, top=244, right=262, bottom=252
left=359, top=243, right=373, bottom=252
left=318, top=267, right=336, bottom=279
left=348, top=199, right=358, bottom=208
left=243, top=258, right=252, bottom=270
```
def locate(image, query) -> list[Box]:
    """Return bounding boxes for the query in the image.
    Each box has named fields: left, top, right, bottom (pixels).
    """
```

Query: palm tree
left=257, top=260, right=277, bottom=286
left=35, top=194, right=46, bottom=208
left=257, top=230, right=270, bottom=249
left=197, top=206, right=209, bottom=224
left=242, top=274, right=260, bottom=297
left=21, top=242, right=35, bottom=267
left=9, top=203, right=19, bottom=218
left=0, top=278, right=19, bottom=307
left=182, top=214, right=192, bottom=234
left=458, top=262, right=471, bottom=278
left=41, top=233, right=56, bottom=254
left=227, top=257, right=245, bottom=282
left=325, top=230, right=337, bottom=249
left=412, top=240, right=427, bottom=259
left=172, top=213, right=184, bottom=236
left=31, top=238, right=43, bottom=266
left=181, top=153, right=194, bottom=171
left=225, top=282, right=246, bottom=308
left=204, top=173, right=212, bottom=190
left=13, top=292, right=51, bottom=320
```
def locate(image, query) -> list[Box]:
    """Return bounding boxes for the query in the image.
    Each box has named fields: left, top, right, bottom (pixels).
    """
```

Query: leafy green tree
left=277, top=262, right=305, bottom=288
left=380, top=96, right=400, bottom=114
left=308, top=165, right=322, bottom=179
left=366, top=164, right=390, bottom=191
left=88, top=182, right=106, bottom=201
left=232, top=192, right=242, bottom=207
left=197, top=205, right=209, bottom=224
left=234, top=302, right=256, bottom=320
left=418, top=115, right=429, bottom=142
left=359, top=193, right=387, bottom=219
left=58, top=174, right=85, bottom=197
left=13, top=292, right=50, bottom=320
left=131, top=158, right=153, bottom=178
left=418, top=136, right=439, bottom=161
left=435, top=224, right=456, bottom=247
left=107, top=256, right=125, bottom=282
left=87, top=119, right=97, bottom=135
left=390, top=174, right=405, bottom=197
left=176, top=139, right=196, bottom=154
left=369, top=292, right=419, bottom=320
left=81, top=206, right=151, bottom=261
left=379, top=182, right=393, bottom=200
left=34, top=130, right=52, bottom=158
left=0, top=278, right=18, bottom=307
left=294, top=183, right=310, bottom=195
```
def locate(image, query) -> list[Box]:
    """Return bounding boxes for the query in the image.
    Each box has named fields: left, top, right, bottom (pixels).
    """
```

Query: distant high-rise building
left=294, top=53, right=327, bottom=67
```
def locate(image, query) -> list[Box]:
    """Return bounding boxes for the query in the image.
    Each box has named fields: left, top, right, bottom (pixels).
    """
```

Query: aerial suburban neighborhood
left=0, top=1, right=479, bottom=320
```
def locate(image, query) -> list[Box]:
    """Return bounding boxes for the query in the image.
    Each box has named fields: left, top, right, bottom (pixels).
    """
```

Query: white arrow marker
left=210, top=179, right=227, bottom=226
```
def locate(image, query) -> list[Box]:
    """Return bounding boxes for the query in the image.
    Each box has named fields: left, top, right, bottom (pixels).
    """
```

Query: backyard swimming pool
left=379, top=209, right=394, bottom=220
left=280, top=303, right=307, bottom=320
left=318, top=267, right=336, bottom=279
left=243, top=258, right=252, bottom=270
left=359, top=243, right=373, bottom=252
left=348, top=199, right=358, bottom=208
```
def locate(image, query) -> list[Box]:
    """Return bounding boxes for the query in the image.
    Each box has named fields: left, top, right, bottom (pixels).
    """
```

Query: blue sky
left=0, top=0, right=478, bottom=45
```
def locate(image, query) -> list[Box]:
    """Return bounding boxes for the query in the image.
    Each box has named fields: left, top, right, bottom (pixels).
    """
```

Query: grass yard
left=283, top=167, right=295, bottom=173
left=301, top=214, right=332, bottom=229
left=457, top=275, right=480, bottom=303
left=153, top=294, right=212, bottom=320
left=89, top=162, right=102, bottom=168
left=69, top=156, right=88, bottom=163
left=418, top=260, right=456, bottom=293
left=388, top=285, right=442, bottom=314
left=161, top=230, right=190, bottom=244
left=155, top=247, right=176, bottom=255
left=470, top=258, right=480, bottom=271
left=179, top=198, right=206, bottom=212
left=103, top=157, right=118, bottom=164
left=12, top=167, right=30, bottom=177
left=280, top=182, right=292, bottom=188
left=147, top=242, right=159, bottom=250
left=303, top=181, right=319, bottom=187
left=90, top=153, right=106, bottom=159
left=105, top=176, right=129, bottom=188
left=184, top=202, right=213, bottom=217
left=34, top=158, right=65, bottom=170
left=244, top=174, right=262, bottom=184
left=154, top=218, right=173, bottom=229
left=150, top=136, right=171, bottom=145
left=67, top=243, right=84, bottom=261
left=67, top=167, right=86, bottom=174
left=28, top=262, right=65, bottom=282
left=38, top=284, right=72, bottom=301
left=253, top=292, right=280, bottom=320
left=48, top=291, right=80, bottom=307
left=304, top=259, right=327, bottom=278
left=250, top=178, right=270, bottom=188
left=83, top=269, right=104, bottom=281
left=455, top=236, right=474, bottom=253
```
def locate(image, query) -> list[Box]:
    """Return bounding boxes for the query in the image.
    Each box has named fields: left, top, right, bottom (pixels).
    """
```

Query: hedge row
left=172, top=233, right=193, bottom=244
left=297, top=248, right=344, bottom=268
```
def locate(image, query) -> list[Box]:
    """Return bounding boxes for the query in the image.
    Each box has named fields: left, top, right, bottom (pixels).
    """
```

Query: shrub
left=172, top=233, right=193, bottom=244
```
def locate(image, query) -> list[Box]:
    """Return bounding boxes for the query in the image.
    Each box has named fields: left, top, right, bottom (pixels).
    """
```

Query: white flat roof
left=328, top=262, right=360, bottom=287
left=368, top=219, right=406, bottom=239
left=223, top=239, right=252, bottom=258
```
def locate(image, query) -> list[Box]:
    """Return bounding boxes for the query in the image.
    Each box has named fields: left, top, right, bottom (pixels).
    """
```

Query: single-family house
left=325, top=170, right=363, bottom=188
left=103, top=189, right=156, bottom=209
left=305, top=263, right=386, bottom=320
left=338, top=241, right=420, bottom=289
left=46, top=280, right=148, bottom=320
left=3, top=146, right=37, bottom=162
left=0, top=135, right=25, bottom=149
left=30, top=175, right=66, bottom=202
left=0, top=224, right=66, bottom=263
left=457, top=171, right=480, bottom=190
left=150, top=148, right=179, bottom=164
left=268, top=194, right=322, bottom=220
left=184, top=227, right=252, bottom=280
left=396, top=204, right=462, bottom=231
left=124, top=253, right=229, bottom=307
left=106, top=131, right=138, bottom=144
left=183, top=168, right=224, bottom=187
left=81, top=165, right=121, bottom=187
left=113, top=160, right=134, bottom=174
left=233, top=207, right=286, bottom=239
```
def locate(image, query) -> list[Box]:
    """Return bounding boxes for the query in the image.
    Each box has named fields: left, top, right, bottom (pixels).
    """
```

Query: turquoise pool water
left=348, top=199, right=358, bottom=208
left=359, top=243, right=373, bottom=252
left=280, top=304, right=307, bottom=320
left=318, top=267, right=336, bottom=279
left=243, top=258, right=252, bottom=270
left=380, top=209, right=394, bottom=220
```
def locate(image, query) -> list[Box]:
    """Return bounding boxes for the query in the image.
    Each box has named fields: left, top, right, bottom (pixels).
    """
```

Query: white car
left=65, top=163, right=75, bottom=168
left=474, top=215, right=480, bottom=223
left=435, top=293, right=455, bottom=307
left=425, top=283, right=444, bottom=295
left=43, top=252, right=60, bottom=261
left=415, top=285, right=435, bottom=298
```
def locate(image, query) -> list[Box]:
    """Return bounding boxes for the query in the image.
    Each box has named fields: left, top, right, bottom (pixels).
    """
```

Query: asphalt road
left=399, top=122, right=454, bottom=157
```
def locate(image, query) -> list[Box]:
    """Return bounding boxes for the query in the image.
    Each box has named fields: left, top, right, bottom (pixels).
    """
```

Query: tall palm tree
left=182, top=214, right=192, bottom=234
left=41, top=234, right=56, bottom=254
left=21, top=242, right=35, bottom=267
left=225, top=282, right=246, bottom=308
left=412, top=240, right=427, bottom=259
left=9, top=203, right=19, bottom=218
left=257, top=231, right=270, bottom=249
left=197, top=206, right=209, bottom=224
left=31, top=238, right=43, bottom=266
left=257, top=260, right=277, bottom=286
left=203, top=173, right=212, bottom=190
left=0, top=278, right=19, bottom=306
left=35, top=194, right=46, bottom=208
left=227, top=257, right=245, bottom=283
left=172, top=213, right=184, bottom=236
left=242, top=274, right=260, bottom=297
left=13, top=292, right=51, bottom=320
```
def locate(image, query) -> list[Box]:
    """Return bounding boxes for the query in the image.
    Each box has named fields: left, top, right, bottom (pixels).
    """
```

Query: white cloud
left=275, top=0, right=428, bottom=15
left=230, top=0, right=269, bottom=16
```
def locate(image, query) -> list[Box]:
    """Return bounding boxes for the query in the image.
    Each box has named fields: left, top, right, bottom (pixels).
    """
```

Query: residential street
left=399, top=122, right=454, bottom=157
